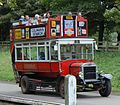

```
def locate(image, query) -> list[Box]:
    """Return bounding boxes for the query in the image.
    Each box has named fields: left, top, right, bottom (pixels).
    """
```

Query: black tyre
left=59, top=79, right=65, bottom=98
left=99, top=79, right=111, bottom=97
left=20, top=76, right=31, bottom=94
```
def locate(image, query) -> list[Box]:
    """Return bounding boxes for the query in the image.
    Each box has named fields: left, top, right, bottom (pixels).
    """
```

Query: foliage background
left=0, top=0, right=120, bottom=41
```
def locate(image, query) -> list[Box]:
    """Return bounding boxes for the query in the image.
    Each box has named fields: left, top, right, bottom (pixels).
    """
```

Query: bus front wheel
left=99, top=79, right=111, bottom=97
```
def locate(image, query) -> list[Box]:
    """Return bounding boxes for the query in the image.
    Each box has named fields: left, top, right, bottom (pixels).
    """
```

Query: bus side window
left=23, top=47, right=30, bottom=60
left=51, top=46, right=58, bottom=60
left=38, top=52, right=45, bottom=60
left=38, top=46, right=45, bottom=60
left=17, top=48, right=22, bottom=60
left=31, top=47, right=37, bottom=60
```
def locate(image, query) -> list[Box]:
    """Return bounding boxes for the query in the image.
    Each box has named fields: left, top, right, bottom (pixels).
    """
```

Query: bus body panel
left=15, top=62, right=60, bottom=78
left=60, top=59, right=91, bottom=76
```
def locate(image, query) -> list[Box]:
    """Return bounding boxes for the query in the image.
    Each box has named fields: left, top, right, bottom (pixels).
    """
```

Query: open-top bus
left=10, top=12, right=112, bottom=98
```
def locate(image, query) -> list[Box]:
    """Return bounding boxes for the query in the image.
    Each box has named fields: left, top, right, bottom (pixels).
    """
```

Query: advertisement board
left=31, top=27, right=45, bottom=37
left=15, top=29, right=22, bottom=40
left=63, top=16, right=75, bottom=37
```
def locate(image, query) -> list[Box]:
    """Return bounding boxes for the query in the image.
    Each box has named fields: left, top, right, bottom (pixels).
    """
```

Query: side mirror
left=94, top=41, right=98, bottom=50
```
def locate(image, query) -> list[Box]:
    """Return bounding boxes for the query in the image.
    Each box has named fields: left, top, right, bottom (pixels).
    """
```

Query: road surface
left=0, top=81, right=120, bottom=105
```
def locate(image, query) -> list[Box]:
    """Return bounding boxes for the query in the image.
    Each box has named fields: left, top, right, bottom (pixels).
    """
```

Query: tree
left=0, top=0, right=104, bottom=40
left=0, top=0, right=46, bottom=40
left=0, top=0, right=11, bottom=40
left=0, top=0, right=118, bottom=41
left=104, top=0, right=120, bottom=42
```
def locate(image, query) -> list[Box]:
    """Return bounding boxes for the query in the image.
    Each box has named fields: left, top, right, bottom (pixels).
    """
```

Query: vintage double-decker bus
left=10, top=12, right=112, bottom=98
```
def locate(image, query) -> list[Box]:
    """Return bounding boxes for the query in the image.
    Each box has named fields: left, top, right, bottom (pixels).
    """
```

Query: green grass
left=0, top=49, right=120, bottom=91
left=95, top=51, right=120, bottom=92
left=0, top=50, right=14, bottom=81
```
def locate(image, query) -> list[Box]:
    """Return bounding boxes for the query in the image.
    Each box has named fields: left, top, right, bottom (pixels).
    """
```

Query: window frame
left=15, top=41, right=50, bottom=62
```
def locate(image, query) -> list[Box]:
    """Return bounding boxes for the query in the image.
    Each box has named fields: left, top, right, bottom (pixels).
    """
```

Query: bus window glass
left=23, top=47, right=30, bottom=60
left=51, top=45, right=58, bottom=60
left=38, top=46, right=45, bottom=60
left=31, top=47, right=37, bottom=60
left=81, top=44, right=92, bottom=59
left=60, top=44, right=93, bottom=60
left=86, top=44, right=92, bottom=59
left=76, top=45, right=81, bottom=59
left=60, top=45, right=72, bottom=60
left=16, top=48, right=22, bottom=60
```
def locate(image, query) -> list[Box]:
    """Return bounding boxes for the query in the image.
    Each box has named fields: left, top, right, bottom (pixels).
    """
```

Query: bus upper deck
left=10, top=13, right=88, bottom=42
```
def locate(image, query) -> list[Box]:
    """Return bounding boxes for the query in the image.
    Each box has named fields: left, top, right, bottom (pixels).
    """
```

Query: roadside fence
left=97, top=41, right=120, bottom=51
left=0, top=41, right=120, bottom=52
left=0, top=41, right=10, bottom=52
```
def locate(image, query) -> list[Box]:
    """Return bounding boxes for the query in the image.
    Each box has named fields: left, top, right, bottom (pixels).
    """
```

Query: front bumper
left=76, top=77, right=103, bottom=92
left=77, top=77, right=102, bottom=85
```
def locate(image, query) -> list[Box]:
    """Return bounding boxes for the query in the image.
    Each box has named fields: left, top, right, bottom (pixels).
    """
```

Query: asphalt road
left=0, top=81, right=120, bottom=105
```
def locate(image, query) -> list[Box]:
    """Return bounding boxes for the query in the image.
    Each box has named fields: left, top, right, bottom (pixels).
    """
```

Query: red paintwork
left=15, top=62, right=60, bottom=78
left=70, top=63, right=82, bottom=76
left=60, top=59, right=92, bottom=76
left=15, top=59, right=92, bottom=78
left=10, top=42, right=14, bottom=55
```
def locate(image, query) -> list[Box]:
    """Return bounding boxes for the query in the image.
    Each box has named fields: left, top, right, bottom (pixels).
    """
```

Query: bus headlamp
left=79, top=72, right=83, bottom=78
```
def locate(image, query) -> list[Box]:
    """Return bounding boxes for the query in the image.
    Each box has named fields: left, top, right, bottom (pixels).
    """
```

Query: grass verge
left=0, top=50, right=14, bottom=81
left=95, top=51, right=120, bottom=92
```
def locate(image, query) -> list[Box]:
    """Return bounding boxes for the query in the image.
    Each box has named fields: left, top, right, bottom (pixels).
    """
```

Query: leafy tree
left=0, top=0, right=46, bottom=40
left=0, top=0, right=119, bottom=41
left=0, top=0, right=11, bottom=40
left=104, top=0, right=120, bottom=41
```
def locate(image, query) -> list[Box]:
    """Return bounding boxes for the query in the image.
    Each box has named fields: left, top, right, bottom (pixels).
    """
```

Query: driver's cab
left=50, top=38, right=95, bottom=61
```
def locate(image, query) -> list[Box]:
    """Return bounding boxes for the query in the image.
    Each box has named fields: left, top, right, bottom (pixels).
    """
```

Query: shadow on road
left=77, top=93, right=101, bottom=99
left=19, top=90, right=101, bottom=99
left=34, top=91, right=60, bottom=98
